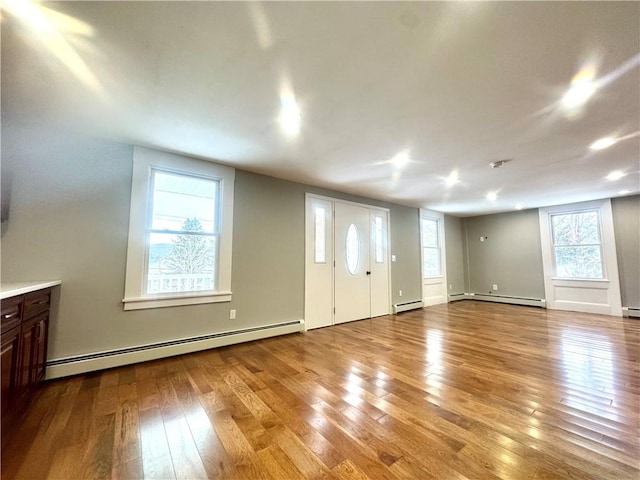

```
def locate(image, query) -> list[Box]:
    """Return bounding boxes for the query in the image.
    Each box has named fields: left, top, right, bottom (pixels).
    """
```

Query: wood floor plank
left=79, top=412, right=116, bottom=480
left=112, top=399, right=142, bottom=468
left=2, top=301, right=638, bottom=479
left=183, top=404, right=239, bottom=479
left=331, top=459, right=373, bottom=480
left=163, top=414, right=208, bottom=479
left=138, top=407, right=176, bottom=479
left=256, top=444, right=306, bottom=480
left=46, top=444, right=85, bottom=480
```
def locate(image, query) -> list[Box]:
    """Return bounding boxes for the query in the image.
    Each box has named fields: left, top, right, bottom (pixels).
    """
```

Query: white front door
left=304, top=194, right=390, bottom=329
left=334, top=202, right=371, bottom=324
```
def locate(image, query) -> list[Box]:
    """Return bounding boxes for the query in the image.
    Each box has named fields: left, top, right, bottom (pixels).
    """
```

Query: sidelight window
left=314, top=206, right=326, bottom=263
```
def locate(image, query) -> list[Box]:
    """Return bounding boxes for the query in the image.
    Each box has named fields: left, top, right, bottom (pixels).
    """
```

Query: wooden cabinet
left=1, top=287, right=53, bottom=441
left=1, top=326, right=21, bottom=433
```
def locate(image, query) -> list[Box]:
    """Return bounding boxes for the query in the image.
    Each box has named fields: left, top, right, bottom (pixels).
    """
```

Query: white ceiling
left=3, top=1, right=639, bottom=216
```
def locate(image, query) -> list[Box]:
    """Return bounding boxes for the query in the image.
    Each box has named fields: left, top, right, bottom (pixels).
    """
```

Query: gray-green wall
left=612, top=195, right=640, bottom=309
left=1, top=119, right=421, bottom=360
left=444, top=215, right=465, bottom=295
left=462, top=209, right=545, bottom=298
left=457, top=202, right=639, bottom=308
left=3, top=117, right=637, bottom=365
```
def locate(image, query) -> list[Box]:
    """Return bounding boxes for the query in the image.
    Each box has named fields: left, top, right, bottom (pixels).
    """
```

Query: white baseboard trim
left=622, top=307, right=640, bottom=318
left=46, top=320, right=304, bottom=379
left=450, top=293, right=546, bottom=308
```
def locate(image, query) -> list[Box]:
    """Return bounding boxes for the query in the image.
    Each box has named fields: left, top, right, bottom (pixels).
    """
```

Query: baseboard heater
left=623, top=307, right=640, bottom=318
left=467, top=293, right=546, bottom=308
left=46, top=319, right=303, bottom=379
left=393, top=300, right=424, bottom=314
left=448, top=293, right=467, bottom=302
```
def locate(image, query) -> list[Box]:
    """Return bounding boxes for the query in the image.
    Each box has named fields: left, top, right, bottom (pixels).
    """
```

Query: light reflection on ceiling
left=2, top=1, right=639, bottom=216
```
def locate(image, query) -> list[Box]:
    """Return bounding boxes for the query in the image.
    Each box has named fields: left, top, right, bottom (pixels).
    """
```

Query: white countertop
left=1, top=281, right=62, bottom=300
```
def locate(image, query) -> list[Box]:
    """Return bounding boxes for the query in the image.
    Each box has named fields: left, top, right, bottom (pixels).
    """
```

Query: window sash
left=550, top=210, right=604, bottom=279
left=421, top=218, right=439, bottom=248
left=423, top=246, right=441, bottom=277
left=422, top=218, right=441, bottom=277
left=550, top=210, right=601, bottom=246
left=148, top=168, right=220, bottom=234
left=144, top=170, right=221, bottom=296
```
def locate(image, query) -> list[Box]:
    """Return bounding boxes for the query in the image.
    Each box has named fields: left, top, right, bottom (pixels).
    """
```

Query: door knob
left=366, top=271, right=371, bottom=275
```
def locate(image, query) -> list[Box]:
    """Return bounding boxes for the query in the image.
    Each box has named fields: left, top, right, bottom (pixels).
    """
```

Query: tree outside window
left=162, top=218, right=216, bottom=275
left=422, top=218, right=441, bottom=277
left=551, top=211, right=603, bottom=279
left=146, top=170, right=219, bottom=294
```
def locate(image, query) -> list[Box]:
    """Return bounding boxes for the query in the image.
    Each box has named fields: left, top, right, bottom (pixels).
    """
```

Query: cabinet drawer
left=1, top=297, right=22, bottom=335
left=23, top=290, right=50, bottom=320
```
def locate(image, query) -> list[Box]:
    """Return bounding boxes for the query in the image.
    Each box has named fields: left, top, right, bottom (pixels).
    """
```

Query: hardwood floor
left=2, top=301, right=639, bottom=479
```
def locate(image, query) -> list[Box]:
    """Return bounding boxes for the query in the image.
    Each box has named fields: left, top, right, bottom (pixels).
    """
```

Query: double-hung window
left=421, top=217, right=441, bottom=277
left=538, top=199, right=621, bottom=316
left=123, top=147, right=234, bottom=310
left=146, top=170, right=218, bottom=294
left=551, top=210, right=604, bottom=279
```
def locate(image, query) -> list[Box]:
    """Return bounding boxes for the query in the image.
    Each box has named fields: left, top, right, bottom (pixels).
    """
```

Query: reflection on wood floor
left=3, top=300, right=639, bottom=479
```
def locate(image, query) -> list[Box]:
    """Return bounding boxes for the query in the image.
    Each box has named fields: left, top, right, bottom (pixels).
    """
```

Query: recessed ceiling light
left=514, top=203, right=523, bottom=210
left=279, top=94, right=301, bottom=136
left=486, top=191, right=498, bottom=201
left=561, top=81, right=596, bottom=109
left=390, top=151, right=410, bottom=169
left=606, top=170, right=626, bottom=181
left=618, top=189, right=631, bottom=195
left=561, top=66, right=597, bottom=110
left=444, top=170, right=460, bottom=187
left=590, top=137, right=617, bottom=150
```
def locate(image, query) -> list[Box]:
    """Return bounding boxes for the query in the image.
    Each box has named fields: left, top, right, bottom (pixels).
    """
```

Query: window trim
left=123, top=146, right=234, bottom=310
left=538, top=198, right=623, bottom=316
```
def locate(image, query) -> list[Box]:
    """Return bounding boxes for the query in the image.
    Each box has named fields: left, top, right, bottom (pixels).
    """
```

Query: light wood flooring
left=2, top=300, right=639, bottom=479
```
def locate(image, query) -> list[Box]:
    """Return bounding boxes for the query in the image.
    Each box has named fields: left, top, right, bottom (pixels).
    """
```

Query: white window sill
left=123, top=291, right=232, bottom=310
left=423, top=276, right=443, bottom=284
left=551, top=278, right=609, bottom=289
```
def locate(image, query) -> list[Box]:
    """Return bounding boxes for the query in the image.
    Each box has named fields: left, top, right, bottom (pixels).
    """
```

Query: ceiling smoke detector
left=489, top=159, right=511, bottom=169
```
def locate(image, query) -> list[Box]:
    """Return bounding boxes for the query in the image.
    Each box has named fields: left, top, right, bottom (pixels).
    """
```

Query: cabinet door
left=18, top=318, right=38, bottom=399
left=35, top=314, right=49, bottom=383
left=1, top=326, right=21, bottom=430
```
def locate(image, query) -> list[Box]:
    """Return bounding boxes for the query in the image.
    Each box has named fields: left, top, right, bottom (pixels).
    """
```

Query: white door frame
left=304, top=193, right=392, bottom=329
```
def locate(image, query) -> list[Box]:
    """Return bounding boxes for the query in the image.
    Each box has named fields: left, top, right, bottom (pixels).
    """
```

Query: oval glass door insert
left=345, top=224, right=359, bottom=275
